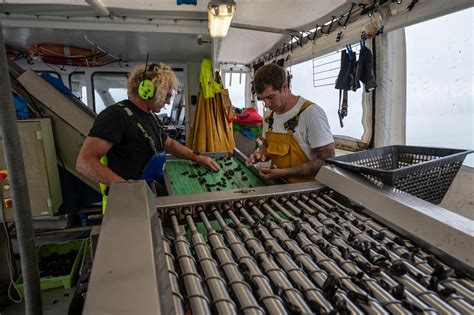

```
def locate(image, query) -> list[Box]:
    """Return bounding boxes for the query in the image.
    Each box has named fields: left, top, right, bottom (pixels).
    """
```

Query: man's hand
left=195, top=155, right=220, bottom=172
left=258, top=166, right=286, bottom=179
left=245, top=151, right=268, bottom=166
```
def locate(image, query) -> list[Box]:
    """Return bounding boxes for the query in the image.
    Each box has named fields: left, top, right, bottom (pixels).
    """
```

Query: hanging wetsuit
left=265, top=100, right=316, bottom=183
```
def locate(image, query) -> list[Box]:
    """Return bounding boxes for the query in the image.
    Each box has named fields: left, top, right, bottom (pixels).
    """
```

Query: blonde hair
left=128, top=63, right=179, bottom=105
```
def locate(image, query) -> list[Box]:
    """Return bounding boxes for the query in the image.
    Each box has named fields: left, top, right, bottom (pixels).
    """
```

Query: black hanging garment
left=335, top=49, right=358, bottom=127
left=355, top=46, right=377, bottom=92
left=335, top=50, right=358, bottom=91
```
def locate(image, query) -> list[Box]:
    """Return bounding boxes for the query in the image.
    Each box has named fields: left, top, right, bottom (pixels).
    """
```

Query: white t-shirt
left=263, top=97, right=334, bottom=160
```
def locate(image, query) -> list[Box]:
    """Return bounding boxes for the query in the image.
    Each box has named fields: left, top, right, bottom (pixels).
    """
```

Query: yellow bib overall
left=99, top=155, right=108, bottom=214
left=265, top=101, right=314, bottom=183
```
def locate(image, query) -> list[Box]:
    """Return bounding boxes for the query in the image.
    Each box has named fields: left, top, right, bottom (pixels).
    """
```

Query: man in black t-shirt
left=76, top=63, right=219, bottom=196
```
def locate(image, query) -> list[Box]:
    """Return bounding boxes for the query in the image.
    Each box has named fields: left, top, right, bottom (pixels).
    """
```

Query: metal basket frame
left=327, top=145, right=472, bottom=204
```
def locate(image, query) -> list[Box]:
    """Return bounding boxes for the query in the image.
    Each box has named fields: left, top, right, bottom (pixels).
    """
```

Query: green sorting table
left=165, top=155, right=265, bottom=195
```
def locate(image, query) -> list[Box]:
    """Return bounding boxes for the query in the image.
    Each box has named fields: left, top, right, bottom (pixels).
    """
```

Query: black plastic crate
left=326, top=145, right=472, bottom=204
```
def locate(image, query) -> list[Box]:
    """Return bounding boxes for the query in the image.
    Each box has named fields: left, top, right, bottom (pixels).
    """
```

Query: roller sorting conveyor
left=85, top=180, right=473, bottom=315
left=155, top=188, right=473, bottom=314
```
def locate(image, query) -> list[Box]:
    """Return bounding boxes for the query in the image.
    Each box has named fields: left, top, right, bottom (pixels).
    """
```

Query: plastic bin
left=326, top=145, right=472, bottom=204
left=16, top=239, right=85, bottom=296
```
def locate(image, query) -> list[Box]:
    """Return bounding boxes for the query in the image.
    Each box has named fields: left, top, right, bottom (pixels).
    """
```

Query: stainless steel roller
left=87, top=177, right=473, bottom=315
left=224, top=204, right=315, bottom=314
left=158, top=217, right=185, bottom=315
left=245, top=200, right=365, bottom=314
left=169, top=210, right=211, bottom=314
left=211, top=206, right=289, bottom=314
left=158, top=185, right=472, bottom=314
left=301, top=194, right=470, bottom=314
left=237, top=201, right=335, bottom=314
left=291, top=196, right=438, bottom=314
left=260, top=198, right=411, bottom=315
left=319, top=194, right=474, bottom=305
left=183, top=208, right=238, bottom=315
left=197, top=206, right=265, bottom=315
left=282, top=198, right=433, bottom=312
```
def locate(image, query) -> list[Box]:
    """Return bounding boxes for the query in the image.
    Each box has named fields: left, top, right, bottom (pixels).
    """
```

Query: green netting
left=166, top=156, right=264, bottom=195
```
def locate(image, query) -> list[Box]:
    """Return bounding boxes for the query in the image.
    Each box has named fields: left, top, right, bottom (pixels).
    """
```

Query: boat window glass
left=92, top=72, right=128, bottom=114
left=405, top=7, right=473, bottom=167
left=69, top=72, right=88, bottom=106
left=224, top=72, right=247, bottom=109
left=290, top=50, right=364, bottom=140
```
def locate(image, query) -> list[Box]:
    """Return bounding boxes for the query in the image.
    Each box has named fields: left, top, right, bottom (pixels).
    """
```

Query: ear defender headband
left=138, top=54, right=158, bottom=100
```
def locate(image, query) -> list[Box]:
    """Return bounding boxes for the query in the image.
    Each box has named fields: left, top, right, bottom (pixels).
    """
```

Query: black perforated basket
left=326, top=145, right=472, bottom=204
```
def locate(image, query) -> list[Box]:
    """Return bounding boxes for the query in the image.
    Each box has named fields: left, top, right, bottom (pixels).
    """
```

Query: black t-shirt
left=88, top=100, right=167, bottom=180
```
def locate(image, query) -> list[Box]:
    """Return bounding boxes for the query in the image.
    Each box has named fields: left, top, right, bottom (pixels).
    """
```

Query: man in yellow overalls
left=246, top=63, right=335, bottom=183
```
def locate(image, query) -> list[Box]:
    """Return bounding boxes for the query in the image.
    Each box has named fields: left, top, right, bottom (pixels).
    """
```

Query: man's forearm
left=286, top=158, right=326, bottom=177
left=77, top=159, right=123, bottom=186
left=286, top=142, right=335, bottom=177
left=166, top=138, right=193, bottom=160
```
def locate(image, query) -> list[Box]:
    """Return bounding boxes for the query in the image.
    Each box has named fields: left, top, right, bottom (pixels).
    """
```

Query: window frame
left=91, top=71, right=129, bottom=113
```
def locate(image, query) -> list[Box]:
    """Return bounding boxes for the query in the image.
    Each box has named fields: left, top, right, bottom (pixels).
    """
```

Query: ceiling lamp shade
left=208, top=0, right=236, bottom=38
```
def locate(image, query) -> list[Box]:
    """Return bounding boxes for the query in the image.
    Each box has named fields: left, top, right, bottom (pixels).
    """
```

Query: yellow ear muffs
left=138, top=79, right=156, bottom=100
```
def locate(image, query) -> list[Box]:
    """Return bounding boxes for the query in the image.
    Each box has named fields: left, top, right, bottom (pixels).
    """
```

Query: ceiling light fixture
left=207, top=0, right=236, bottom=38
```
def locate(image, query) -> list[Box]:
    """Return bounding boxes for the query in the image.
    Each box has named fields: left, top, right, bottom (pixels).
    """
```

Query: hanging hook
left=407, top=0, right=418, bottom=11
left=320, top=16, right=336, bottom=35
left=308, top=24, right=319, bottom=41
left=296, top=32, right=304, bottom=47
left=338, top=3, right=355, bottom=29
left=368, top=0, right=378, bottom=17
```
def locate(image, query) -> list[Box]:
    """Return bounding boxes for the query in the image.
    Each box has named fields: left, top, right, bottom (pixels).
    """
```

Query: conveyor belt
left=84, top=181, right=473, bottom=315
left=165, top=155, right=264, bottom=195
left=159, top=191, right=473, bottom=314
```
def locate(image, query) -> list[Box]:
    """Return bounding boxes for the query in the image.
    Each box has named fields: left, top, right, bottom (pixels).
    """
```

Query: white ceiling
left=0, top=0, right=347, bottom=64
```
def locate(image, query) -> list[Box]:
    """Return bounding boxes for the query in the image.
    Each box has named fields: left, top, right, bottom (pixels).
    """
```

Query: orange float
left=27, top=43, right=106, bottom=66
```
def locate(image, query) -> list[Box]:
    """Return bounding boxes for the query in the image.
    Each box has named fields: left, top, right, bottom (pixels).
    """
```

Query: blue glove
left=140, top=151, right=167, bottom=183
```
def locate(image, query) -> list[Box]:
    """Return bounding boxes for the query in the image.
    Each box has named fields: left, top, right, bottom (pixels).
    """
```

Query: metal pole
left=0, top=23, right=42, bottom=314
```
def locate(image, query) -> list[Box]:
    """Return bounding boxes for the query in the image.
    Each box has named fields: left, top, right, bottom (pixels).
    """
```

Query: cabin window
left=69, top=72, right=87, bottom=105
left=224, top=72, right=247, bottom=109
left=290, top=50, right=364, bottom=141
left=92, top=72, right=128, bottom=113
left=405, top=7, right=473, bottom=167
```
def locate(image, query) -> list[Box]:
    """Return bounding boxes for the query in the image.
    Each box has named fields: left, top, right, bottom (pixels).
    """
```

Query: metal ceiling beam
left=0, top=15, right=208, bottom=34
left=230, top=22, right=300, bottom=35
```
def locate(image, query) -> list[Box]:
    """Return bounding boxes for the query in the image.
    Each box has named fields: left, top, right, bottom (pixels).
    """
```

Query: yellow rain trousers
left=187, top=59, right=235, bottom=152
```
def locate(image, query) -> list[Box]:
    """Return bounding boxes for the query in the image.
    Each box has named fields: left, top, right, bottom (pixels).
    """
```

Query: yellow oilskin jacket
left=199, top=58, right=222, bottom=99
left=265, top=101, right=315, bottom=183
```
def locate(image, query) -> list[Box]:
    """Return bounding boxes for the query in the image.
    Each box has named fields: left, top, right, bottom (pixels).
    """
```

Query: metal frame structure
left=83, top=180, right=174, bottom=315
left=84, top=166, right=473, bottom=314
